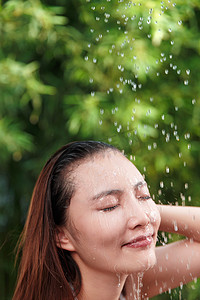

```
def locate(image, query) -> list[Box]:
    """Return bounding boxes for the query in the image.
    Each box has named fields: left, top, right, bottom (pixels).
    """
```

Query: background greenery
left=0, top=0, right=199, bottom=299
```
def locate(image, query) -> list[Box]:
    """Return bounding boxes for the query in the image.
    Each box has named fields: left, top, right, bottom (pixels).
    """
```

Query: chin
left=138, top=250, right=157, bottom=272
left=121, top=249, right=157, bottom=275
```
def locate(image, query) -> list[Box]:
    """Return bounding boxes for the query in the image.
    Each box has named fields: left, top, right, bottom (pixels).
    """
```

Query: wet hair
left=13, top=141, right=119, bottom=300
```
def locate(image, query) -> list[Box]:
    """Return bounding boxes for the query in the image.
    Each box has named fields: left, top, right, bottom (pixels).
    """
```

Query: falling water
left=84, top=0, right=199, bottom=299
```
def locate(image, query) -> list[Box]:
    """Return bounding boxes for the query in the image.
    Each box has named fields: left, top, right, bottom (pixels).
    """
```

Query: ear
left=55, top=227, right=76, bottom=252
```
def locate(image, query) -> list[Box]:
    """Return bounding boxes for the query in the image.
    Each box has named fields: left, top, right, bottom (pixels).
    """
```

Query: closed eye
left=102, top=205, right=119, bottom=212
left=139, top=196, right=151, bottom=200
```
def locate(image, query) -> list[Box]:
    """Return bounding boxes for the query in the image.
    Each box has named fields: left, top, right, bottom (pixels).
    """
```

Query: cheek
left=144, top=200, right=161, bottom=229
left=74, top=210, right=125, bottom=248
left=151, top=206, right=161, bottom=233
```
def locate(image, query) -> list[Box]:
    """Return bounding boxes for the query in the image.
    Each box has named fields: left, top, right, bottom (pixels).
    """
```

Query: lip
left=122, top=234, right=154, bottom=249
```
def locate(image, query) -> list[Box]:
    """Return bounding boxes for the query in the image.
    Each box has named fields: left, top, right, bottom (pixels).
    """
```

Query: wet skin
left=64, top=150, right=161, bottom=277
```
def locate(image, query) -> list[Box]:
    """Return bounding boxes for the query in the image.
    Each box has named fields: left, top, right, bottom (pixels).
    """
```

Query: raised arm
left=141, top=205, right=200, bottom=298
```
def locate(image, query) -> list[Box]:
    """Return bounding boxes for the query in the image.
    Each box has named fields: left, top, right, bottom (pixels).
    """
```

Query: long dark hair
left=13, top=141, right=118, bottom=300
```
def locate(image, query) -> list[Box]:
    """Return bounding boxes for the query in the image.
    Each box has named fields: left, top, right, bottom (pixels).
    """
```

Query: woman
left=13, top=141, right=200, bottom=300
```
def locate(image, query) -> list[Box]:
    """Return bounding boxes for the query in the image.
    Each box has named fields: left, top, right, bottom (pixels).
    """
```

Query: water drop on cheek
left=149, top=210, right=157, bottom=223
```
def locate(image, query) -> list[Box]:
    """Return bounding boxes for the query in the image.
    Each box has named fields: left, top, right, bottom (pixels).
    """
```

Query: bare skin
left=139, top=205, right=200, bottom=298
left=57, top=150, right=200, bottom=299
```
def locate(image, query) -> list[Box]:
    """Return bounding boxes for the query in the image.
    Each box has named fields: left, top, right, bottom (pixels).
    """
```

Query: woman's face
left=65, top=150, right=161, bottom=275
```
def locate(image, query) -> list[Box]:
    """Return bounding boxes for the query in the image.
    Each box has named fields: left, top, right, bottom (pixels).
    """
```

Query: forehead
left=72, top=150, right=143, bottom=197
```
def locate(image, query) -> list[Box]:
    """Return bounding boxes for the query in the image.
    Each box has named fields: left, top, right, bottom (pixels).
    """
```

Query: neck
left=76, top=267, right=127, bottom=300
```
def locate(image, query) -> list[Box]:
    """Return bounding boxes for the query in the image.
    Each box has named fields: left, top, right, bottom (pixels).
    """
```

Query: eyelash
left=101, top=195, right=151, bottom=212
left=102, top=205, right=119, bottom=212
left=139, top=196, right=151, bottom=200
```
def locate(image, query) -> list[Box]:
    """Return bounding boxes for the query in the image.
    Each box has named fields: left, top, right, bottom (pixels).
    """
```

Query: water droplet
left=184, top=80, right=189, bottom=85
left=178, top=20, right=182, bottom=25
left=170, top=40, right=174, bottom=45
left=91, top=91, right=95, bottom=96
left=184, top=133, right=190, bottom=139
left=89, top=78, right=93, bottom=83
left=185, top=183, right=188, bottom=189
left=153, top=142, right=157, bottom=149
left=93, top=58, right=97, bottom=63
left=166, top=167, right=170, bottom=173
left=168, top=28, right=172, bottom=33
left=174, top=222, right=178, bottom=231
left=162, top=129, right=165, bottom=135
left=186, top=69, right=190, bottom=75
left=160, top=181, right=164, bottom=188
left=192, top=99, right=196, bottom=104
left=165, top=69, right=169, bottom=74
left=161, top=114, right=165, bottom=120
left=84, top=56, right=89, bottom=61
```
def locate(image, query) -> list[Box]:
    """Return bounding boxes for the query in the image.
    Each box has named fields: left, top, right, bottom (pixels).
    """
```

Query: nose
left=126, top=196, right=150, bottom=229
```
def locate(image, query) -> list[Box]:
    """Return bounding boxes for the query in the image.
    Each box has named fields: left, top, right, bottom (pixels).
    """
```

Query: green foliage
left=0, top=0, right=199, bottom=299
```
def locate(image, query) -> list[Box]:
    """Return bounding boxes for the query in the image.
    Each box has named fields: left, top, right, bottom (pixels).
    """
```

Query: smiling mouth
left=122, top=234, right=154, bottom=249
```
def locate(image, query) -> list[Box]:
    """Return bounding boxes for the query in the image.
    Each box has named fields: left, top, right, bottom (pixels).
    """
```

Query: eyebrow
left=90, top=181, right=146, bottom=202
